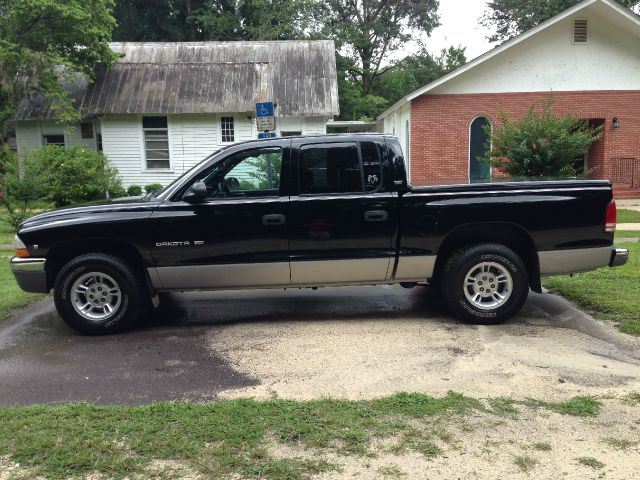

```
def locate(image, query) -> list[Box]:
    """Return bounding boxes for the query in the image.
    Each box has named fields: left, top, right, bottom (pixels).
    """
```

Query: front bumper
left=10, top=257, right=49, bottom=293
left=610, top=247, right=629, bottom=268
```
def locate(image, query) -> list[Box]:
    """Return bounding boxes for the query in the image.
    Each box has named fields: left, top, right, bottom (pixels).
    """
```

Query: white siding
left=17, top=114, right=325, bottom=188
left=65, top=124, right=97, bottom=150
left=431, top=12, right=640, bottom=94
left=380, top=104, right=411, bottom=177
left=14, top=122, right=42, bottom=152
left=303, top=117, right=329, bottom=135
left=102, top=114, right=262, bottom=188
left=169, top=115, right=220, bottom=179
left=15, top=121, right=97, bottom=152
left=100, top=116, right=151, bottom=188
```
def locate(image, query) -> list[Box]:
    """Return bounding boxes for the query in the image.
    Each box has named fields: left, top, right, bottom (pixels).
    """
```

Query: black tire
left=53, top=253, right=145, bottom=335
left=441, top=243, right=529, bottom=324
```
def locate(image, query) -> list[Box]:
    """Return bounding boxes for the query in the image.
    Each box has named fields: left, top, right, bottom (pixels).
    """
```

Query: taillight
left=14, top=235, right=30, bottom=258
left=604, top=199, right=617, bottom=233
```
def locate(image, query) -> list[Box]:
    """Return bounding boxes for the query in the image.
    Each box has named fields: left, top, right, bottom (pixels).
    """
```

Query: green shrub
left=0, top=152, right=49, bottom=231
left=109, top=185, right=127, bottom=198
left=144, top=183, right=163, bottom=194
left=482, top=96, right=602, bottom=177
left=127, top=185, right=142, bottom=196
left=30, top=146, right=122, bottom=207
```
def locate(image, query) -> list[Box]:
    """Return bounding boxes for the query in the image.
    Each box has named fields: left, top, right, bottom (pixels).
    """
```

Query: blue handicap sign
left=256, top=102, right=274, bottom=117
left=258, top=132, right=277, bottom=139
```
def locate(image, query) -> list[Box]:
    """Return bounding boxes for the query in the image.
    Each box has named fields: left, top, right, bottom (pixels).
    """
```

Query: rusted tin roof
left=16, top=40, right=339, bottom=120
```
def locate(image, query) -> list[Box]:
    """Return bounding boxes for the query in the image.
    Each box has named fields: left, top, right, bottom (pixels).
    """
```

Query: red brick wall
left=409, top=91, right=640, bottom=186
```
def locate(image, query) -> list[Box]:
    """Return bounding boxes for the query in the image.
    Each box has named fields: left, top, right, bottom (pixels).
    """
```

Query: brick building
left=378, top=0, right=640, bottom=198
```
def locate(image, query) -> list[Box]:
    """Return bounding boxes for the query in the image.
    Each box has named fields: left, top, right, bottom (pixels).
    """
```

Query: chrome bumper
left=10, top=257, right=48, bottom=293
left=610, top=247, right=629, bottom=268
left=539, top=246, right=628, bottom=276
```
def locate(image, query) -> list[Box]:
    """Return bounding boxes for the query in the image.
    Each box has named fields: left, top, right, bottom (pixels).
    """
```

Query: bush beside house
left=0, top=146, right=123, bottom=230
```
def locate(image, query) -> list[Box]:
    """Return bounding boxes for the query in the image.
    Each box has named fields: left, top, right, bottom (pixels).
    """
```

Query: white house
left=14, top=41, right=339, bottom=188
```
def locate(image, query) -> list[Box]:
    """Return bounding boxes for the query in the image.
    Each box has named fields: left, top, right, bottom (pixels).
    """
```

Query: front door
left=287, top=139, right=397, bottom=286
left=149, top=143, right=291, bottom=290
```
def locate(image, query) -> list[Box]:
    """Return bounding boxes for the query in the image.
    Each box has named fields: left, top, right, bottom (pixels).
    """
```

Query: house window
left=43, top=134, right=65, bottom=146
left=143, top=116, right=170, bottom=169
left=80, top=122, right=94, bottom=139
left=97, top=133, right=103, bottom=152
left=281, top=131, right=302, bottom=137
left=221, top=116, right=235, bottom=143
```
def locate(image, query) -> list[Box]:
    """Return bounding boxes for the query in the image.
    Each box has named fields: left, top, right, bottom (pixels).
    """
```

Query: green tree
left=482, top=97, right=603, bottom=178
left=482, top=0, right=640, bottom=43
left=320, top=0, right=440, bottom=97
left=374, top=46, right=466, bottom=106
left=113, top=0, right=209, bottom=41
left=0, top=0, right=118, bottom=164
left=112, top=0, right=318, bottom=42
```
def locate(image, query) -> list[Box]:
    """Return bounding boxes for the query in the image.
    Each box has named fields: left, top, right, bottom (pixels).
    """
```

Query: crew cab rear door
left=287, top=138, right=397, bottom=285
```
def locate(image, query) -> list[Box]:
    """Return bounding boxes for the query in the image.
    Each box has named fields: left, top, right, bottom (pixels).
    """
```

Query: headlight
left=14, top=235, right=30, bottom=258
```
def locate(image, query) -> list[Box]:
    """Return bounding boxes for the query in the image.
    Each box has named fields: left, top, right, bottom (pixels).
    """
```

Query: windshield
left=149, top=149, right=222, bottom=199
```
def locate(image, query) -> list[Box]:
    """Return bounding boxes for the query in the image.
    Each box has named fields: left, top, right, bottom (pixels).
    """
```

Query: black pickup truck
left=11, top=134, right=628, bottom=334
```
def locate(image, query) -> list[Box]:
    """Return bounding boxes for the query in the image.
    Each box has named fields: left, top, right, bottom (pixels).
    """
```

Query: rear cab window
left=297, top=141, right=383, bottom=195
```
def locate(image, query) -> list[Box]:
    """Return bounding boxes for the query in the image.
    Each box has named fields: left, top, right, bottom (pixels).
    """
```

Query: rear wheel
left=442, top=243, right=529, bottom=324
left=53, top=253, right=145, bottom=335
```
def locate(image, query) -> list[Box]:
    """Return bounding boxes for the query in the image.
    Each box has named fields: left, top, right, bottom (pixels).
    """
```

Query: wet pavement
left=0, top=286, right=638, bottom=406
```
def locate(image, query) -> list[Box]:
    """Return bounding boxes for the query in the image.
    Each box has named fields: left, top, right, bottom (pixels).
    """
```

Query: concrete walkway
left=618, top=223, right=640, bottom=231
left=618, top=199, right=640, bottom=208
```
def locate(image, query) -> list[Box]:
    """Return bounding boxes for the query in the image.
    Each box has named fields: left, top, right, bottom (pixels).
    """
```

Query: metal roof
left=16, top=40, right=339, bottom=120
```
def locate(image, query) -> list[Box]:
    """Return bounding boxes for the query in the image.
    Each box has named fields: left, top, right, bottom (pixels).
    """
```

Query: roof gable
left=378, top=0, right=640, bottom=119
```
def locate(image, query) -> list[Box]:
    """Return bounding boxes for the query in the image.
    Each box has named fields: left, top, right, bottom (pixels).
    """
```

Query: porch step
left=613, top=185, right=640, bottom=200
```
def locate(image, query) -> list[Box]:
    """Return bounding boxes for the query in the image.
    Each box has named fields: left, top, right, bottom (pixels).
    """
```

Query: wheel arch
left=45, top=239, right=149, bottom=292
left=432, top=222, right=541, bottom=292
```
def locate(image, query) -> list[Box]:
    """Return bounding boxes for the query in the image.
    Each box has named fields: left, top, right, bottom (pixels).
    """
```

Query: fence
left=611, top=157, right=640, bottom=189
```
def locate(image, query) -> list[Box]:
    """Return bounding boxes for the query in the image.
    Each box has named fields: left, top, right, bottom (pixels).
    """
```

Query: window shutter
left=573, top=19, right=588, bottom=44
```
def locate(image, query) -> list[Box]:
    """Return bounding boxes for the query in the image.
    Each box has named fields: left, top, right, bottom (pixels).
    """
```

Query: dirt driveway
left=1, top=285, right=639, bottom=479
left=207, top=287, right=640, bottom=402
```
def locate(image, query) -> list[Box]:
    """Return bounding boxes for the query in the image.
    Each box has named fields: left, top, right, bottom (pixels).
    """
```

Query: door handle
left=364, top=210, right=388, bottom=222
left=262, top=214, right=286, bottom=226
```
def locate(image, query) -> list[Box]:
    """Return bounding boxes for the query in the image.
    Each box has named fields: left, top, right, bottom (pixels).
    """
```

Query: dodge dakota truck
left=11, top=134, right=629, bottom=334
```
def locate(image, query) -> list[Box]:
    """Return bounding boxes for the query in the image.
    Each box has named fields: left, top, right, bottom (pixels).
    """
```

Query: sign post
left=256, top=101, right=276, bottom=138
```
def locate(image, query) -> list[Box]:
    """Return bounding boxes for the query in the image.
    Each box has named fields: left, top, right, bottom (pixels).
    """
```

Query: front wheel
left=441, top=243, right=529, bottom=324
left=53, top=253, right=145, bottom=335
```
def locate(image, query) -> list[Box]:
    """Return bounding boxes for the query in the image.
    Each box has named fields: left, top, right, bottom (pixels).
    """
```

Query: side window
left=143, top=116, right=170, bottom=169
left=360, top=141, right=383, bottom=191
left=299, top=143, right=362, bottom=194
left=202, top=147, right=282, bottom=197
left=221, top=116, right=235, bottom=143
left=43, top=134, right=65, bottom=146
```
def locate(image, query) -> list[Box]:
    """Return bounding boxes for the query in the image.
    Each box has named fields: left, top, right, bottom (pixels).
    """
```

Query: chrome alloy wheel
left=70, top=272, right=122, bottom=321
left=463, top=262, right=513, bottom=310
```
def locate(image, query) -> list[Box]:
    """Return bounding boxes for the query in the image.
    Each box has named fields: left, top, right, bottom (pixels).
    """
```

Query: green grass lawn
left=0, top=215, right=14, bottom=244
left=0, top=393, right=599, bottom=480
left=0, top=248, right=45, bottom=321
left=545, top=231, right=640, bottom=335
left=618, top=209, right=640, bottom=223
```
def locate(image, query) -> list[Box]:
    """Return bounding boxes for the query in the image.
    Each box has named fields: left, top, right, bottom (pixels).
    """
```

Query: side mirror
left=183, top=181, right=208, bottom=203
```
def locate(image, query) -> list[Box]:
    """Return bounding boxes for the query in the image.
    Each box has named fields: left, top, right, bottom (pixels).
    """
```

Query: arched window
left=469, top=117, right=491, bottom=181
